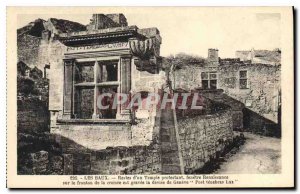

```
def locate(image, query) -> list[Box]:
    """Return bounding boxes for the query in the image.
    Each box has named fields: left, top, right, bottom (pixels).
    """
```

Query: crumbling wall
left=51, top=121, right=162, bottom=175
left=53, top=144, right=161, bottom=175
left=17, top=133, right=63, bottom=175
left=218, top=64, right=281, bottom=132
left=177, top=109, right=233, bottom=173
left=18, top=30, right=66, bottom=111
left=17, top=34, right=41, bottom=68
left=17, top=67, right=50, bottom=134
left=17, top=98, right=50, bottom=134
left=169, top=65, right=202, bottom=91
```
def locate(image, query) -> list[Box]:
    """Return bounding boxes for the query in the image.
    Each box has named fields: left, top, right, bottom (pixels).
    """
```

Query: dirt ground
left=215, top=132, right=281, bottom=174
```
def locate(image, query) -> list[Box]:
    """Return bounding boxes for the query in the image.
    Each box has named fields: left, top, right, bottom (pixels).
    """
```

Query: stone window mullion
left=117, top=55, right=132, bottom=120
left=92, top=60, right=99, bottom=119
left=62, top=58, right=75, bottom=119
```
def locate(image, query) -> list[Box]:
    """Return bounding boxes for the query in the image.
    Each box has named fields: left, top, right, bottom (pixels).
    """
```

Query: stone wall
left=17, top=132, right=63, bottom=175
left=17, top=34, right=41, bottom=68
left=17, top=71, right=50, bottom=134
left=70, top=144, right=161, bottom=175
left=47, top=40, right=66, bottom=111
left=131, top=61, right=166, bottom=93
left=177, top=109, right=233, bottom=173
left=17, top=129, right=161, bottom=175
left=218, top=63, right=280, bottom=125
left=17, top=62, right=50, bottom=134
left=17, top=97, right=50, bottom=134
left=50, top=128, right=161, bottom=175
left=170, top=65, right=202, bottom=91
left=52, top=123, right=132, bottom=151
left=18, top=34, right=66, bottom=111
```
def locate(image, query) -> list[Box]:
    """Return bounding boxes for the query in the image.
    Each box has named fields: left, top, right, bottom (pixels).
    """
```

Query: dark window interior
left=99, top=62, right=118, bottom=82
left=201, top=72, right=217, bottom=89
left=202, top=80, right=209, bottom=89
left=240, top=79, right=248, bottom=89
left=240, top=70, right=247, bottom=79
left=239, top=70, right=248, bottom=89
left=210, top=80, right=217, bottom=89
left=75, top=62, right=94, bottom=83
left=74, top=87, right=94, bottom=119
left=73, top=60, right=119, bottom=119
left=97, top=86, right=118, bottom=119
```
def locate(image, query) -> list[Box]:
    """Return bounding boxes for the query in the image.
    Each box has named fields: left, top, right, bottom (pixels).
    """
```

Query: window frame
left=201, top=71, right=218, bottom=89
left=239, top=70, right=249, bottom=89
left=73, top=59, right=121, bottom=120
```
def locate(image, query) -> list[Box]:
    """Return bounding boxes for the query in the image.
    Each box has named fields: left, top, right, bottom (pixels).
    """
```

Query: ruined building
left=170, top=48, right=281, bottom=136
left=17, top=13, right=237, bottom=175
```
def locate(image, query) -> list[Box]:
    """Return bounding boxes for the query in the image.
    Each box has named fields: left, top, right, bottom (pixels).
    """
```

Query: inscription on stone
left=66, top=42, right=129, bottom=53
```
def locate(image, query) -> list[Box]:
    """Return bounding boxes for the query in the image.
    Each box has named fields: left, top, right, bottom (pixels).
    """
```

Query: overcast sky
left=17, top=7, right=281, bottom=58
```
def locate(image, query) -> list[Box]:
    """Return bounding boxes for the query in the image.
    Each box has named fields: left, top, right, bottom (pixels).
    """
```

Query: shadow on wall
left=18, top=132, right=102, bottom=175
left=243, top=108, right=281, bottom=138
left=199, top=89, right=244, bottom=130
left=198, top=89, right=281, bottom=137
left=18, top=132, right=162, bottom=175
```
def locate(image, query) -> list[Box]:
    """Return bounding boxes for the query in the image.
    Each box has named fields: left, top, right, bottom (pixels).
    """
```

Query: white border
left=1, top=1, right=298, bottom=193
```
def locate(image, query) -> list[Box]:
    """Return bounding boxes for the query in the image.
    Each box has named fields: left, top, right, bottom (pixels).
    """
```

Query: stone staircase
left=160, top=101, right=184, bottom=174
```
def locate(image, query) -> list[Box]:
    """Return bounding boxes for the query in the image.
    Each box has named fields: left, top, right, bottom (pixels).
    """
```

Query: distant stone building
left=170, top=49, right=281, bottom=136
left=236, top=48, right=281, bottom=65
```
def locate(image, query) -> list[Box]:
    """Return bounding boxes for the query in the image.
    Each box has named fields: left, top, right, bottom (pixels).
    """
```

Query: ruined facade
left=170, top=49, right=281, bottom=136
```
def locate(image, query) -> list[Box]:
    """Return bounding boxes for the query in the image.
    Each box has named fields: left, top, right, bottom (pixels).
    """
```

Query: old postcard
left=7, top=6, right=294, bottom=188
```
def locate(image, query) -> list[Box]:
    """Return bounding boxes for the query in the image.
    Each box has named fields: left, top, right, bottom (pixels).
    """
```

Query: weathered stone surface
left=177, top=109, right=233, bottom=172
left=53, top=124, right=132, bottom=151
left=17, top=98, right=49, bottom=134
left=63, top=154, right=73, bottom=175
left=17, top=62, right=50, bottom=134
left=49, top=155, right=63, bottom=174
left=73, top=153, right=91, bottom=175
left=28, top=150, right=49, bottom=174
left=29, top=150, right=48, bottom=163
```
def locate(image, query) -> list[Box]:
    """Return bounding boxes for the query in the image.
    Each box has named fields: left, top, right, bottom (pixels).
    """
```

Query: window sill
left=57, top=118, right=132, bottom=124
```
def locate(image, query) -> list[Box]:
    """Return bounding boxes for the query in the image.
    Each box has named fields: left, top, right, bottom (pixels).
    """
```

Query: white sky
left=17, top=7, right=281, bottom=58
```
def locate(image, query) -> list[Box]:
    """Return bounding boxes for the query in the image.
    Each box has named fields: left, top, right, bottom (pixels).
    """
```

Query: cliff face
left=18, top=18, right=86, bottom=38
left=17, top=18, right=46, bottom=37
left=48, top=18, right=86, bottom=33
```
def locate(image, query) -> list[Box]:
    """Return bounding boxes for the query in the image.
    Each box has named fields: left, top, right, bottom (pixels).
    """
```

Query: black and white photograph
left=5, top=6, right=294, bottom=188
